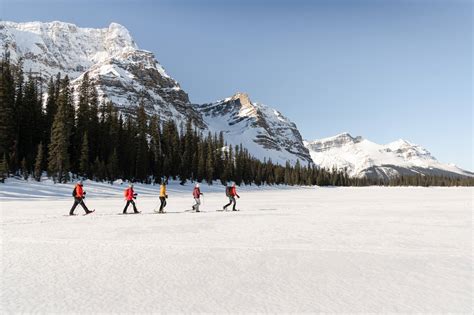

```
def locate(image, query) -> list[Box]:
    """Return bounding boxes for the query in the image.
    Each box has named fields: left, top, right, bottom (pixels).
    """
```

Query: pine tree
left=75, top=73, right=90, bottom=170
left=197, top=140, right=206, bottom=182
left=34, top=142, right=44, bottom=181
left=0, top=153, right=8, bottom=182
left=47, top=77, right=71, bottom=183
left=20, top=157, right=28, bottom=180
left=61, top=76, right=76, bottom=170
left=44, top=76, right=57, bottom=145
left=79, top=132, right=89, bottom=178
left=180, top=119, right=194, bottom=183
left=107, top=148, right=120, bottom=183
left=135, top=103, right=149, bottom=182
left=205, top=137, right=214, bottom=184
left=88, top=82, right=99, bottom=162
left=0, top=48, right=16, bottom=168
left=149, top=114, right=162, bottom=183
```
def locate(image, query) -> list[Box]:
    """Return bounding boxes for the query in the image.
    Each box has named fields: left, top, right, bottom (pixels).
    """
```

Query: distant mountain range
left=1, top=21, right=470, bottom=178
left=305, top=133, right=473, bottom=179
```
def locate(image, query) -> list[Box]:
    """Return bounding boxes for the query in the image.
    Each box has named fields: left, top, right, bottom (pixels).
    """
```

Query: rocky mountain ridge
left=305, top=133, right=472, bottom=179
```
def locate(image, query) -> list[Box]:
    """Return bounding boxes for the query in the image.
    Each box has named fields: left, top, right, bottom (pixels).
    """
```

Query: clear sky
left=2, top=0, right=472, bottom=170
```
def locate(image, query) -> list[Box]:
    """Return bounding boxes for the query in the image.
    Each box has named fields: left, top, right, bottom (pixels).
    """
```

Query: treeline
left=0, top=51, right=472, bottom=187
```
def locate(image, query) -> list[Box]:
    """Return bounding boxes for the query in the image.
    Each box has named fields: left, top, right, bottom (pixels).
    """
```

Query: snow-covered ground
left=1, top=180, right=472, bottom=313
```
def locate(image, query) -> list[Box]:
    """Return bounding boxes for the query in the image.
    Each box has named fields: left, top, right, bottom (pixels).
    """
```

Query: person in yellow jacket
left=157, top=181, right=168, bottom=213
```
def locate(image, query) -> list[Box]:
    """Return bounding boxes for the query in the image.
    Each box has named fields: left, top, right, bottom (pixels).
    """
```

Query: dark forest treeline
left=1, top=52, right=473, bottom=187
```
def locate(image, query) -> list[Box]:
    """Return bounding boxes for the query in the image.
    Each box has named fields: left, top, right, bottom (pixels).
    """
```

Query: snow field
left=1, top=186, right=472, bottom=312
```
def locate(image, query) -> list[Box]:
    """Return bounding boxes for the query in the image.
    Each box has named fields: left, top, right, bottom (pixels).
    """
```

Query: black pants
left=159, top=197, right=167, bottom=212
left=70, top=197, right=90, bottom=215
left=123, top=200, right=138, bottom=213
left=224, top=196, right=236, bottom=210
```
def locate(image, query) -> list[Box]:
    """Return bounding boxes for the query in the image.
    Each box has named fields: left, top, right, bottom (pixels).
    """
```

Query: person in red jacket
left=192, top=183, right=203, bottom=212
left=69, top=180, right=94, bottom=215
left=223, top=182, right=240, bottom=211
left=123, top=184, right=140, bottom=214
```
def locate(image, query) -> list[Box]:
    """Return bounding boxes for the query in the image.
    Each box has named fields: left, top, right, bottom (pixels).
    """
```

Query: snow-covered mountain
left=305, top=133, right=473, bottom=179
left=0, top=21, right=203, bottom=125
left=0, top=21, right=310, bottom=163
left=197, top=93, right=312, bottom=165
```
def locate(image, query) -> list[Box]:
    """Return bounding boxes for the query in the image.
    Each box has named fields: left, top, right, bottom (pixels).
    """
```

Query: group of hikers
left=69, top=180, right=240, bottom=216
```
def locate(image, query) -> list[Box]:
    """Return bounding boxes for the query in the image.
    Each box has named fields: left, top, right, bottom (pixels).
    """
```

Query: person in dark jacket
left=123, top=184, right=140, bottom=214
left=223, top=182, right=240, bottom=211
left=192, top=183, right=203, bottom=212
left=70, top=180, right=94, bottom=215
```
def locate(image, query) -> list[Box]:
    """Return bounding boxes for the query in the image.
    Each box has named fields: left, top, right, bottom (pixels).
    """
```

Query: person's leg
left=224, top=197, right=232, bottom=210
left=161, top=197, right=167, bottom=212
left=194, top=198, right=200, bottom=211
left=131, top=200, right=139, bottom=213
left=232, top=196, right=237, bottom=211
left=123, top=200, right=130, bottom=213
left=79, top=199, right=90, bottom=213
left=69, top=198, right=80, bottom=215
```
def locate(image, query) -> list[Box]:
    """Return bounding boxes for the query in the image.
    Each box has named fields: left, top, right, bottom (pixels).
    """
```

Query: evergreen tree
left=135, top=103, right=149, bottom=182
left=34, top=142, right=44, bottom=181
left=205, top=137, right=214, bottom=184
left=107, top=148, right=120, bottom=182
left=0, top=48, right=16, bottom=170
left=44, top=76, right=58, bottom=146
left=88, top=82, right=100, bottom=162
left=20, top=157, right=28, bottom=180
left=0, top=153, right=8, bottom=182
left=74, top=73, right=90, bottom=170
left=197, top=140, right=206, bottom=182
left=79, top=132, right=89, bottom=178
left=47, top=77, right=72, bottom=183
left=149, top=114, right=162, bottom=183
left=180, top=119, right=194, bottom=183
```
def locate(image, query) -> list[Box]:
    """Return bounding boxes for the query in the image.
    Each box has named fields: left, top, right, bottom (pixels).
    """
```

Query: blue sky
left=2, top=0, right=472, bottom=170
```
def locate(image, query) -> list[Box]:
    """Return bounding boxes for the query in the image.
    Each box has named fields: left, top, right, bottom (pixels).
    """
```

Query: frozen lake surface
left=1, top=182, right=472, bottom=313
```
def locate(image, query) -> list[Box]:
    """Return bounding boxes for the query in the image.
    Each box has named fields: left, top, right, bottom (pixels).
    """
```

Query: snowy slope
left=197, top=93, right=312, bottom=165
left=2, top=186, right=472, bottom=312
left=305, top=133, right=473, bottom=178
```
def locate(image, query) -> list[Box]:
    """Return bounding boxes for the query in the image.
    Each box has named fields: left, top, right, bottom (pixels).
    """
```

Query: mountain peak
left=308, top=132, right=363, bottom=146
left=387, top=139, right=412, bottom=149
left=106, top=22, right=135, bottom=49
left=230, top=92, right=252, bottom=107
left=333, top=132, right=355, bottom=140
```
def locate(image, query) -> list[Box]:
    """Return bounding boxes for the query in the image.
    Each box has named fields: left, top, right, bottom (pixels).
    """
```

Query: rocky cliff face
left=305, top=132, right=363, bottom=152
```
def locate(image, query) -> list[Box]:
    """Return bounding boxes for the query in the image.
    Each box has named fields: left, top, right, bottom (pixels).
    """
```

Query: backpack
left=72, top=187, right=76, bottom=197
left=124, top=189, right=128, bottom=198
left=225, top=186, right=231, bottom=197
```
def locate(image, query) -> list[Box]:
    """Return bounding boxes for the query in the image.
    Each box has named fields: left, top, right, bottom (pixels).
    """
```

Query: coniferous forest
left=1, top=52, right=473, bottom=187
